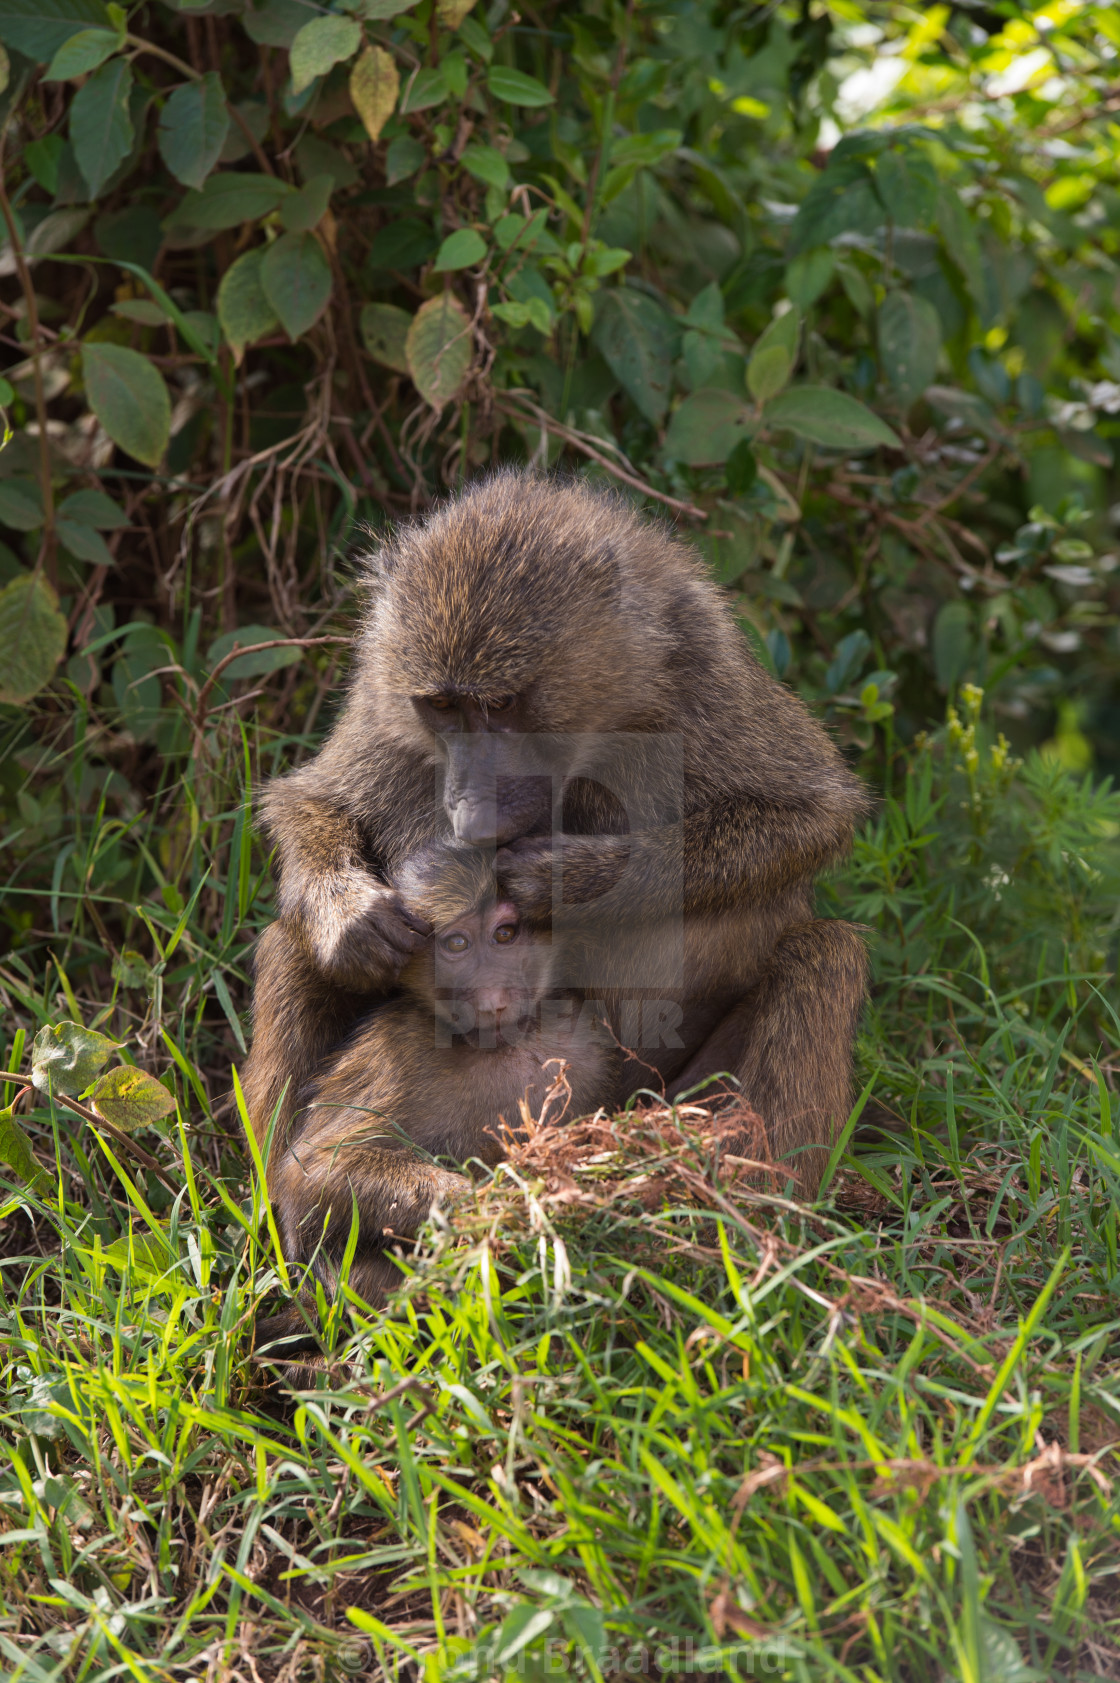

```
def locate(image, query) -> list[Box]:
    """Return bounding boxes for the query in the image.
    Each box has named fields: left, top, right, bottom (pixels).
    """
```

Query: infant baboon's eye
left=440, top=931, right=470, bottom=953
left=493, top=924, right=517, bottom=944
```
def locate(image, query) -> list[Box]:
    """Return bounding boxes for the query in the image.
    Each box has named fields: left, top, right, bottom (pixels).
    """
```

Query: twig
left=191, top=636, right=353, bottom=747
left=50, top=1090, right=179, bottom=1193
left=496, top=393, right=707, bottom=521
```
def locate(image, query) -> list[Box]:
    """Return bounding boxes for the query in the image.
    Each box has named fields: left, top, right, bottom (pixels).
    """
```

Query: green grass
left=2, top=695, right=1120, bottom=1681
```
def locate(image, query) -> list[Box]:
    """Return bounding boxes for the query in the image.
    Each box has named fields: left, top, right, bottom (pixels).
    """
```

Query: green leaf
left=360, top=301, right=412, bottom=373
left=788, top=161, right=883, bottom=255
left=112, top=949, right=154, bottom=989
left=494, top=1605, right=554, bottom=1663
left=295, top=134, right=358, bottom=190
left=170, top=172, right=289, bottom=231
left=399, top=65, right=446, bottom=112
left=111, top=623, right=166, bottom=739
left=0, top=477, right=45, bottom=530
left=182, top=309, right=219, bottom=357
left=492, top=297, right=551, bottom=334
left=665, top=388, right=754, bottom=465
left=260, top=231, right=332, bottom=340
left=747, top=345, right=791, bottom=403
left=878, top=291, right=941, bottom=406
left=933, top=600, right=974, bottom=690
left=89, top=1065, right=176, bottom=1130
left=405, top=292, right=472, bottom=408
left=938, top=185, right=985, bottom=311
left=95, top=203, right=162, bottom=268
left=725, top=437, right=757, bottom=494
left=351, top=0, right=419, bottom=18
left=592, top=288, right=673, bottom=424
left=0, top=573, right=68, bottom=703
left=926, top=384, right=1003, bottom=440
left=102, top=1227, right=176, bottom=1285
left=217, top=247, right=280, bottom=362
left=289, top=13, right=360, bottom=96
left=437, top=0, right=476, bottom=24
left=370, top=218, right=437, bottom=270
left=349, top=43, right=398, bottom=142
left=111, top=298, right=168, bottom=326
left=684, top=281, right=723, bottom=331
left=25, top=134, right=65, bottom=193
left=25, top=206, right=91, bottom=261
left=57, top=520, right=115, bottom=565
left=385, top=133, right=424, bottom=185
left=563, top=1604, right=606, bottom=1665
left=158, top=72, right=230, bottom=190
left=82, top=342, right=171, bottom=467
left=487, top=64, right=553, bottom=105
left=0, top=1105, right=48, bottom=1190
left=747, top=305, right=800, bottom=403
left=207, top=623, right=303, bottom=679
left=875, top=148, right=939, bottom=229
left=494, top=208, right=552, bottom=253
left=460, top=141, right=508, bottom=190
left=0, top=0, right=109, bottom=62
left=433, top=227, right=487, bottom=271
left=785, top=248, right=834, bottom=308
left=243, top=0, right=309, bottom=49
left=765, top=385, right=901, bottom=451
left=43, top=26, right=118, bottom=79
left=610, top=128, right=681, bottom=169
left=280, top=173, right=333, bottom=232
left=70, top=55, right=133, bottom=199
left=506, top=267, right=555, bottom=324
left=31, top=1021, right=118, bottom=1097
left=582, top=245, right=630, bottom=278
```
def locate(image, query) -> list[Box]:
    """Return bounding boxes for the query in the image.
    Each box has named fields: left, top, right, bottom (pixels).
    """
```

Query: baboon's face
left=413, top=689, right=555, bottom=847
left=427, top=899, right=552, bottom=1035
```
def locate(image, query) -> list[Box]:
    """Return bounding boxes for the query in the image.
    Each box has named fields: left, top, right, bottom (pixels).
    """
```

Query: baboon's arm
left=498, top=786, right=867, bottom=920
left=261, top=779, right=432, bottom=991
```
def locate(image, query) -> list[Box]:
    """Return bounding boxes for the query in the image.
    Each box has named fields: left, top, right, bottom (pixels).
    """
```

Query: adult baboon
left=269, top=840, right=613, bottom=1308
left=244, top=470, right=870, bottom=1282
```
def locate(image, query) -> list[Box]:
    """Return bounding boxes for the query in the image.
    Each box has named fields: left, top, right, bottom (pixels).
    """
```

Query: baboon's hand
left=497, top=834, right=632, bottom=917
left=494, top=835, right=555, bottom=921
left=304, top=872, right=432, bottom=989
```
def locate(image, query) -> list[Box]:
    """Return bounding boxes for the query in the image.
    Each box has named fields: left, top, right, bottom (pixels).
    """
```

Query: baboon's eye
left=493, top=923, right=518, bottom=944
left=425, top=695, right=454, bottom=712
left=486, top=694, right=516, bottom=712
left=440, top=931, right=470, bottom=953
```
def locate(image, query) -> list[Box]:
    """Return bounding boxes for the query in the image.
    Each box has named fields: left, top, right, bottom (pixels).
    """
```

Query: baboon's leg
left=668, top=919, right=868, bottom=1198
left=268, top=1128, right=470, bottom=1311
left=241, top=922, right=378, bottom=1149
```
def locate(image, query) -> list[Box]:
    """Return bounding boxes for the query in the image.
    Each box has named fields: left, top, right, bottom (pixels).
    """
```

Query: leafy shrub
left=2, top=7, right=1120, bottom=1670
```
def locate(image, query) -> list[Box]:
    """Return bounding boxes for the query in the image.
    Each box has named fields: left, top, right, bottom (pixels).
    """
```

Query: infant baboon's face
left=424, top=899, right=552, bottom=1036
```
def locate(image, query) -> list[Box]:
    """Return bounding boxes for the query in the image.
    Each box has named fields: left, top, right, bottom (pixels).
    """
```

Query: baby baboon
left=244, top=470, right=871, bottom=1239
left=268, top=842, right=613, bottom=1309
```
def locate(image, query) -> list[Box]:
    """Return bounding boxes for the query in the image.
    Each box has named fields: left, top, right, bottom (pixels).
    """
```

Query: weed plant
left=1, top=675, right=1119, bottom=1680
left=2, top=0, right=1120, bottom=1674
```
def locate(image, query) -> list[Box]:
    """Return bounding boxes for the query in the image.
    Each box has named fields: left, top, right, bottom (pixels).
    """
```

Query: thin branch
left=496, top=393, right=708, bottom=521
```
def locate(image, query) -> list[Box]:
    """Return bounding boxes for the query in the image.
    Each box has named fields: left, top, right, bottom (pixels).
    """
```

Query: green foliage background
left=2, top=0, right=1120, bottom=1676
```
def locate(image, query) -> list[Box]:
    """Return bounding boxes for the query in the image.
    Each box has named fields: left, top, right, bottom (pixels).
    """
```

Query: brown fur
left=244, top=470, right=871, bottom=1319
left=265, top=842, right=613, bottom=1315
